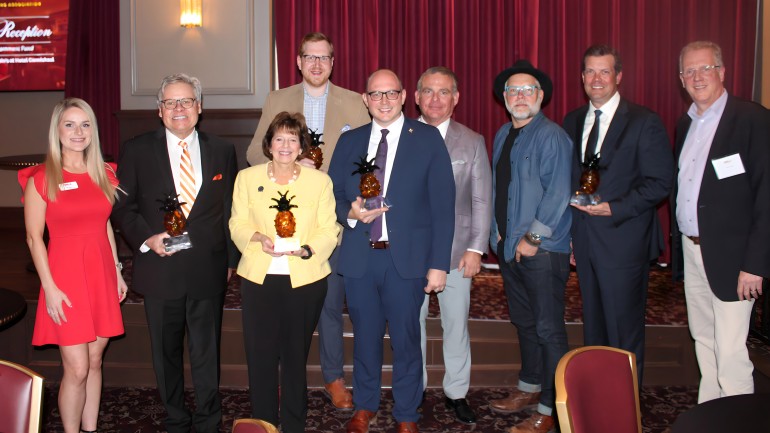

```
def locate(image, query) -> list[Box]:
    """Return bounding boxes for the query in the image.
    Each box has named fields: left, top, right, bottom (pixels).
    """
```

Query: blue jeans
left=498, top=244, right=570, bottom=412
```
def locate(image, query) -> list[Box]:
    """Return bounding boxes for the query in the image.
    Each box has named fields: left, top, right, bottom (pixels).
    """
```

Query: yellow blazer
left=229, top=164, right=339, bottom=288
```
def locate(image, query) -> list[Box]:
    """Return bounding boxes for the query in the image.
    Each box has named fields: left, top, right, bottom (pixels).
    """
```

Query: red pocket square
left=212, top=173, right=223, bottom=181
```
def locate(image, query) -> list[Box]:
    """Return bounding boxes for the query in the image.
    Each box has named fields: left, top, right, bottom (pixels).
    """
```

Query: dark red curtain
left=273, top=0, right=759, bottom=263
left=64, top=0, right=121, bottom=159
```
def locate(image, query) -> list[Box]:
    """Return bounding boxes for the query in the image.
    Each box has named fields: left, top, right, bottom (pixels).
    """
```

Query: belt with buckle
left=687, top=236, right=700, bottom=245
left=370, top=241, right=390, bottom=249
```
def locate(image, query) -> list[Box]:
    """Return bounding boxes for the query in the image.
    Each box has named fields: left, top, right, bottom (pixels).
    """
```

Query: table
left=0, top=288, right=27, bottom=329
left=0, top=154, right=45, bottom=171
left=670, top=393, right=770, bottom=432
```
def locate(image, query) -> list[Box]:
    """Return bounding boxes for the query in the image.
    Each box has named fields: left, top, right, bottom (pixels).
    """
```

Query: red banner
left=0, top=0, right=69, bottom=91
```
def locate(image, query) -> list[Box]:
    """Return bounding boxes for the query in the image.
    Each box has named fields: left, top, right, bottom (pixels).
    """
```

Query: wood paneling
left=115, top=109, right=261, bottom=169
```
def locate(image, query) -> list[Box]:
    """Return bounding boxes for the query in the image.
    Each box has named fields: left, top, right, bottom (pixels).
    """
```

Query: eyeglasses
left=366, top=90, right=402, bottom=101
left=159, top=98, right=197, bottom=110
left=680, top=65, right=721, bottom=79
left=301, top=54, right=332, bottom=63
left=503, top=85, right=540, bottom=97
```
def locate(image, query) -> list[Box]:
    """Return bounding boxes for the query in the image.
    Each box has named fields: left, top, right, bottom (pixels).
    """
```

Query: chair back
left=232, top=418, right=279, bottom=433
left=0, top=359, right=44, bottom=433
left=555, top=346, right=642, bottom=433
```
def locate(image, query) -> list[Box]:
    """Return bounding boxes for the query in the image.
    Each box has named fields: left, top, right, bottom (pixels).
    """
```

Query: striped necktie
left=178, top=141, right=196, bottom=217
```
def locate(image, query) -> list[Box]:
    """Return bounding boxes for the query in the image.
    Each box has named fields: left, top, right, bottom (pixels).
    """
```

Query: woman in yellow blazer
left=229, top=112, right=339, bottom=433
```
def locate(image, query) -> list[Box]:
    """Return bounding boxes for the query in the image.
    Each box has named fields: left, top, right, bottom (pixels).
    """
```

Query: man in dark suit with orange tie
left=563, top=45, right=673, bottom=383
left=328, top=69, right=455, bottom=433
left=112, top=73, right=239, bottom=433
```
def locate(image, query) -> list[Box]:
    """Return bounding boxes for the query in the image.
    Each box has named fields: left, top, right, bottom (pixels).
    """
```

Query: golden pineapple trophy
left=158, top=193, right=193, bottom=252
left=353, top=155, right=390, bottom=210
left=270, top=190, right=301, bottom=252
left=570, top=154, right=602, bottom=206
left=302, top=129, right=325, bottom=169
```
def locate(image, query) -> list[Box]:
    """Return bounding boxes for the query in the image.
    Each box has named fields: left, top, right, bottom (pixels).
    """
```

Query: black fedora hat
left=493, top=59, right=553, bottom=106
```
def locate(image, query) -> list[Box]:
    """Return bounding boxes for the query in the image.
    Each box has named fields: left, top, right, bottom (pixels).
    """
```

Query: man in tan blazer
left=415, top=67, right=492, bottom=425
left=245, top=32, right=370, bottom=411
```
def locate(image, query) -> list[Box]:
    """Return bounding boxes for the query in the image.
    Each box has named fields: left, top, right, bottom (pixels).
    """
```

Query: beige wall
left=120, top=0, right=272, bottom=110
left=0, top=0, right=271, bottom=207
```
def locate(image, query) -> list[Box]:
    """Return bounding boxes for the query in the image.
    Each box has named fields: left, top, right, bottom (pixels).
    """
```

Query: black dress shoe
left=445, top=397, right=477, bottom=424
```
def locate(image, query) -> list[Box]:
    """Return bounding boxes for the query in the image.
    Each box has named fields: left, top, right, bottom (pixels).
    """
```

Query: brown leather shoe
left=508, top=413, right=555, bottom=433
left=489, top=389, right=541, bottom=414
left=396, top=421, right=419, bottom=433
left=346, top=410, right=377, bottom=433
left=325, top=378, right=354, bottom=410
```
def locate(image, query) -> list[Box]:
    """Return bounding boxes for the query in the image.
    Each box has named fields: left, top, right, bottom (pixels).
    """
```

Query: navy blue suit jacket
left=328, top=117, right=456, bottom=279
left=563, top=98, right=673, bottom=268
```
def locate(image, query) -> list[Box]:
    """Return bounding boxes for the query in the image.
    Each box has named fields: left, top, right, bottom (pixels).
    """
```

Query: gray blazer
left=445, top=120, right=492, bottom=270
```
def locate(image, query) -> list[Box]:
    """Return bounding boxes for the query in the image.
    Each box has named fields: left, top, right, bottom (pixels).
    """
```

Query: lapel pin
left=408, top=128, right=413, bottom=133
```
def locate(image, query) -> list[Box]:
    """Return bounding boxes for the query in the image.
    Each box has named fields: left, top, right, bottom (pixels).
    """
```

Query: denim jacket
left=490, top=111, right=573, bottom=262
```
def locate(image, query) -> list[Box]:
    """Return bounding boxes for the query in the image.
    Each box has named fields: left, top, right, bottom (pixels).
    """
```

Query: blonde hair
left=44, top=98, right=120, bottom=203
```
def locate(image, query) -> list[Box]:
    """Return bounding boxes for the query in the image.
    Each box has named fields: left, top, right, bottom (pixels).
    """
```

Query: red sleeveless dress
left=19, top=164, right=124, bottom=346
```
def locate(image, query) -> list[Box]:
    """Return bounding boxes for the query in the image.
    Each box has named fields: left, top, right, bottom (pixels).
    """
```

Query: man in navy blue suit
left=328, top=69, right=455, bottom=433
left=563, top=45, right=673, bottom=384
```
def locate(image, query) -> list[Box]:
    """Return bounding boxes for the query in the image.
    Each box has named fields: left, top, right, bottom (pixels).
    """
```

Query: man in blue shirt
left=488, top=60, right=573, bottom=433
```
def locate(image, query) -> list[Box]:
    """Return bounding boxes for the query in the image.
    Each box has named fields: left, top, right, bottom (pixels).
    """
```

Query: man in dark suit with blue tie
left=328, top=69, right=455, bottom=433
left=563, top=45, right=673, bottom=383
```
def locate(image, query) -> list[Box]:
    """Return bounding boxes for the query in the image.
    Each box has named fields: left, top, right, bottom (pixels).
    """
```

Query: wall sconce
left=180, top=0, right=202, bottom=28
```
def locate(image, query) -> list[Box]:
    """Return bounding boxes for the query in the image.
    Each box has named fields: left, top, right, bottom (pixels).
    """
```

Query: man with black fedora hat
left=488, top=60, right=573, bottom=433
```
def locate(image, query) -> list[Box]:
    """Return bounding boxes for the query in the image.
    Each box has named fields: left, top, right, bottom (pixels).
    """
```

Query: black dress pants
left=241, top=275, right=327, bottom=433
left=144, top=293, right=224, bottom=433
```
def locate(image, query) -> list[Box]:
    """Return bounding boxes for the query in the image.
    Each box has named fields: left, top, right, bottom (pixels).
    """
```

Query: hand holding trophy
left=270, top=190, right=301, bottom=252
left=570, top=153, right=602, bottom=206
left=158, top=193, right=193, bottom=252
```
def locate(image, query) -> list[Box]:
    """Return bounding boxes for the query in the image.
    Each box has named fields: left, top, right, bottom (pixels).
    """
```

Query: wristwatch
left=525, top=232, right=543, bottom=246
left=301, top=244, right=313, bottom=260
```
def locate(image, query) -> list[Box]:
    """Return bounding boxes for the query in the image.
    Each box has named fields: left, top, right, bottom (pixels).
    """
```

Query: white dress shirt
left=581, top=91, right=621, bottom=158
left=348, top=113, right=405, bottom=241
left=676, top=90, right=728, bottom=236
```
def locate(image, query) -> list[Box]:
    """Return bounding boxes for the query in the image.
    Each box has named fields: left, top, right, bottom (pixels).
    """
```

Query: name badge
left=59, top=181, right=79, bottom=191
left=711, top=153, right=745, bottom=180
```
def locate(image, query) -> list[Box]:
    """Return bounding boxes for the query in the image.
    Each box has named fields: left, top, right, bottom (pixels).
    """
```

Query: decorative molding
left=129, top=0, right=255, bottom=96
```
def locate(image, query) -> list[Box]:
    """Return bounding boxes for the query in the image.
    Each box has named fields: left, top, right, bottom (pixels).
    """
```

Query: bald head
left=363, top=69, right=406, bottom=127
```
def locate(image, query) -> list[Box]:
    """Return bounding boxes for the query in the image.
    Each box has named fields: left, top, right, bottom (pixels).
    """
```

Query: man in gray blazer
left=415, top=67, right=492, bottom=424
left=245, top=32, right=370, bottom=410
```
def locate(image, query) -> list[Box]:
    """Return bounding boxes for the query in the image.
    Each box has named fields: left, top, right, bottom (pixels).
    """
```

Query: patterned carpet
left=41, top=384, right=698, bottom=433
left=123, top=264, right=689, bottom=325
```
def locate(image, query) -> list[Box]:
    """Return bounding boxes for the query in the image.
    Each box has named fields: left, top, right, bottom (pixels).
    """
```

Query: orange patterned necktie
left=178, top=141, right=196, bottom=217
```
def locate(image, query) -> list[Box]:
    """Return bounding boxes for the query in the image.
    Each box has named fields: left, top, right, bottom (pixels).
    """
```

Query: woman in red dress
left=20, top=98, right=126, bottom=433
